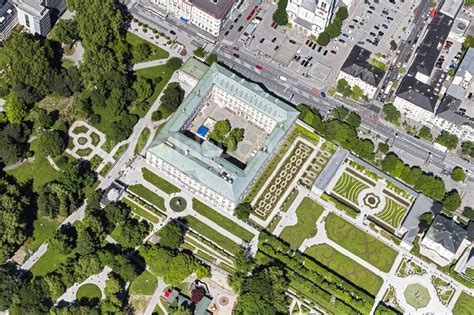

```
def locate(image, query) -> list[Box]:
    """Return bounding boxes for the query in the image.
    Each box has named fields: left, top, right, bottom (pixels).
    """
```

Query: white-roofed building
left=286, top=0, right=338, bottom=36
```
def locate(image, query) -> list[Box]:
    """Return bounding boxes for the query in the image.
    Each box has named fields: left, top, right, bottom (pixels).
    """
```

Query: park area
left=333, top=172, right=369, bottom=205
left=453, top=291, right=474, bottom=315
left=76, top=283, right=102, bottom=305
left=142, top=167, right=181, bottom=194
left=305, top=244, right=383, bottom=295
left=325, top=213, right=398, bottom=272
left=279, top=197, right=323, bottom=250
left=126, top=32, right=169, bottom=64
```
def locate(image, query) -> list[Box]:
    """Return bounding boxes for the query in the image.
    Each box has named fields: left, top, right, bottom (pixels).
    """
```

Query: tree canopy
left=36, top=130, right=66, bottom=157
left=451, top=167, right=466, bottom=182
left=436, top=131, right=459, bottom=150
left=157, top=221, right=185, bottom=250
left=383, top=103, right=401, bottom=124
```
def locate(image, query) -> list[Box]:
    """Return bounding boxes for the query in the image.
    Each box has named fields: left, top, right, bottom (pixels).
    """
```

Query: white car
left=279, top=76, right=287, bottom=82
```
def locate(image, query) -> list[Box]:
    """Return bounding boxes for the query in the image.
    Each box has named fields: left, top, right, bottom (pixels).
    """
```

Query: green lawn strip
left=321, top=193, right=359, bottom=218
left=76, top=283, right=102, bottom=300
left=192, top=199, right=254, bottom=242
left=7, top=154, right=60, bottom=192
left=135, top=128, right=151, bottom=155
left=184, top=216, right=241, bottom=255
left=133, top=64, right=176, bottom=117
left=126, top=32, right=169, bottom=63
left=142, top=168, right=181, bottom=194
left=30, top=249, right=75, bottom=277
left=127, top=185, right=166, bottom=211
left=183, top=235, right=234, bottom=261
left=279, top=198, right=324, bottom=249
left=267, top=214, right=282, bottom=233
left=26, top=217, right=61, bottom=251
left=72, top=125, right=88, bottom=135
left=90, top=132, right=100, bottom=146
left=113, top=143, right=129, bottom=160
left=76, top=148, right=93, bottom=157
left=90, top=155, right=103, bottom=171
left=280, top=188, right=299, bottom=212
left=99, top=162, right=113, bottom=177
left=123, top=198, right=160, bottom=224
left=219, top=262, right=236, bottom=273
left=245, top=123, right=319, bottom=203
left=129, top=270, right=158, bottom=295
left=181, top=242, right=195, bottom=251
left=196, top=250, right=217, bottom=263
left=305, top=244, right=383, bottom=295
left=325, top=213, right=398, bottom=272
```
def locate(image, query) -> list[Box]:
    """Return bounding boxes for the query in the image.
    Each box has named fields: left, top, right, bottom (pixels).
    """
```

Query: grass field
left=26, top=217, right=60, bottom=251
left=133, top=64, right=176, bottom=117
left=126, top=32, right=169, bottom=64
left=375, top=198, right=408, bottom=228
left=305, top=244, right=383, bottom=295
left=128, top=184, right=166, bottom=211
left=142, top=168, right=181, bottom=194
left=30, top=249, right=74, bottom=277
left=76, top=283, right=102, bottom=300
left=333, top=173, right=369, bottom=205
left=134, top=128, right=151, bottom=155
left=453, top=291, right=474, bottom=315
left=184, top=216, right=241, bottom=255
left=129, top=270, right=157, bottom=295
left=325, top=213, right=398, bottom=272
left=123, top=198, right=160, bottom=224
left=192, top=199, right=254, bottom=242
left=279, top=197, right=323, bottom=250
left=113, top=143, right=129, bottom=160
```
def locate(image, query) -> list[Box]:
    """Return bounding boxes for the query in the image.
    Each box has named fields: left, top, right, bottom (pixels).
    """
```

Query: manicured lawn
left=26, top=217, right=61, bottom=251
left=113, top=143, right=129, bottom=160
left=128, top=184, right=166, bottom=211
left=375, top=198, right=408, bottom=228
left=333, top=173, right=369, bottom=205
left=132, top=63, right=176, bottom=117
left=126, top=32, right=169, bottom=63
left=76, top=283, right=102, bottom=300
left=279, top=197, right=324, bottom=249
left=305, top=244, right=383, bottom=295
left=325, top=213, right=398, bottom=272
left=192, top=199, right=254, bottom=242
left=129, top=270, right=158, bottom=295
left=135, top=128, right=151, bottom=155
left=30, top=249, right=73, bottom=277
left=142, top=168, right=181, bottom=194
left=123, top=198, right=160, bottom=224
left=184, top=216, right=241, bottom=255
left=7, top=156, right=60, bottom=192
left=453, top=291, right=474, bottom=315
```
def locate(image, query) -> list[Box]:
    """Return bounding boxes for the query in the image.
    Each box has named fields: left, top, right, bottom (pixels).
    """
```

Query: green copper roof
left=181, top=57, right=210, bottom=80
left=147, top=63, right=299, bottom=203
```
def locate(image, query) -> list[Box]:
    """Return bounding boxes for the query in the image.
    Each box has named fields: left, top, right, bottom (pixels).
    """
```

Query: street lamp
left=392, top=133, right=398, bottom=145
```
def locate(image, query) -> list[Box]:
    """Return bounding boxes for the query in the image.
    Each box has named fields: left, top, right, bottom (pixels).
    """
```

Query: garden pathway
left=67, top=121, right=108, bottom=160
left=144, top=279, right=168, bottom=315
left=56, top=266, right=112, bottom=305
left=133, top=58, right=168, bottom=70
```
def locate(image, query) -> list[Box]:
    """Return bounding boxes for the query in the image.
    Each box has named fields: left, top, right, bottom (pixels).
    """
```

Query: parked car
left=259, top=38, right=265, bottom=43
left=272, top=37, right=277, bottom=42
left=370, top=32, right=377, bottom=36
left=323, top=50, right=328, bottom=56
left=374, top=25, right=380, bottom=30
left=170, top=30, right=176, bottom=35
left=331, top=50, right=337, bottom=54
left=338, top=39, right=346, bottom=43
left=382, top=23, right=388, bottom=29
left=255, top=65, right=263, bottom=70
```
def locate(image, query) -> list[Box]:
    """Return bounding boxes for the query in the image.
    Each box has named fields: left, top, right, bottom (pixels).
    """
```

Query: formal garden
left=299, top=141, right=337, bottom=189
left=452, top=291, right=474, bottom=315
left=431, top=276, right=456, bottom=306
left=333, top=172, right=369, bottom=205
left=396, top=259, right=426, bottom=278
left=252, top=141, right=314, bottom=218
left=304, top=243, right=383, bottom=295
left=324, top=213, right=398, bottom=272
left=279, top=197, right=324, bottom=250
left=375, top=198, right=409, bottom=228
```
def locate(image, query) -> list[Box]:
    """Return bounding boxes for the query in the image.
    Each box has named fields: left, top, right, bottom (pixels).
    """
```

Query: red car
left=255, top=65, right=263, bottom=71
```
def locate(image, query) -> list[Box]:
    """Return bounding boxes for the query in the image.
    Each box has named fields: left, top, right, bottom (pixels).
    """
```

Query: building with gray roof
left=421, top=215, right=469, bottom=266
left=0, top=0, right=17, bottom=42
left=146, top=63, right=299, bottom=211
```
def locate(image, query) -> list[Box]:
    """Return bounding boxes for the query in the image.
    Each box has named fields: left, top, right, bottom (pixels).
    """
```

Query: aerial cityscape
left=0, top=0, right=473, bottom=314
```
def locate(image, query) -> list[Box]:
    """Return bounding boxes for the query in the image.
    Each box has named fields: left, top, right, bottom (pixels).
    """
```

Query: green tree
left=113, top=218, right=149, bottom=248
left=272, top=0, right=289, bottom=26
left=49, top=224, right=77, bottom=254
left=151, top=110, right=162, bottom=122
left=335, top=6, right=348, bottom=20
left=104, top=203, right=129, bottom=225
left=326, top=21, right=342, bottom=38
left=76, top=228, right=98, bottom=256
left=193, top=47, right=206, bottom=58
left=0, top=177, right=30, bottom=263
left=132, top=43, right=151, bottom=61
left=234, top=203, right=252, bottom=220
left=436, top=131, right=459, bottom=150
left=451, top=166, right=466, bottom=182
left=381, top=153, right=404, bottom=177
left=54, top=19, right=79, bottom=47
left=419, top=126, right=432, bottom=141
left=442, top=190, right=462, bottom=214
left=462, top=141, right=474, bottom=157
left=5, top=96, right=28, bottom=124
left=9, top=278, right=52, bottom=314
left=205, top=53, right=218, bottom=65
left=166, top=57, right=183, bottom=71
left=389, top=40, right=398, bottom=51
left=36, top=130, right=65, bottom=157
left=336, top=79, right=352, bottom=97
left=351, top=85, right=363, bottom=101
left=383, top=103, right=401, bottom=124
left=133, top=76, right=153, bottom=101
left=157, top=221, right=185, bottom=250
left=28, top=108, right=53, bottom=130
left=0, top=123, right=30, bottom=165
left=316, top=32, right=330, bottom=46
left=209, top=119, right=231, bottom=142
left=0, top=264, right=23, bottom=311
left=159, top=82, right=184, bottom=117
left=463, top=207, right=474, bottom=220
left=378, top=142, right=389, bottom=154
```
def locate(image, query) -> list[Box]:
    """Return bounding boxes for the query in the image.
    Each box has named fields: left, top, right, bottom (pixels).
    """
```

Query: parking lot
left=220, top=0, right=419, bottom=89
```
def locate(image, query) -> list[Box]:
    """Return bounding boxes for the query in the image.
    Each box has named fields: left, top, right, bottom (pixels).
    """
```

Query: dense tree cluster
left=435, top=130, right=459, bottom=150
left=461, top=141, right=474, bottom=157
left=0, top=123, right=30, bottom=165
left=208, top=119, right=245, bottom=152
left=418, top=125, right=433, bottom=141
left=317, top=6, right=348, bottom=46
left=298, top=104, right=374, bottom=160
left=234, top=203, right=252, bottom=220
left=157, top=80, right=184, bottom=119
left=336, top=79, right=364, bottom=101
left=157, top=220, right=185, bottom=250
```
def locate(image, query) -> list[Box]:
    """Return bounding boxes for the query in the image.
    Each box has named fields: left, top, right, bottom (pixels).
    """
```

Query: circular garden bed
left=169, top=196, right=187, bottom=212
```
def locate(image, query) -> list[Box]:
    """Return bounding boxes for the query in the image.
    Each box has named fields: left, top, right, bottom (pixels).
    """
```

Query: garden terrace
left=325, top=213, right=398, bottom=272
left=431, top=276, right=456, bottom=306
left=333, top=173, right=369, bottom=205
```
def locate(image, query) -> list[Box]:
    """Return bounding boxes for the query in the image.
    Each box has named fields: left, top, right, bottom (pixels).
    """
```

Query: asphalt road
left=215, top=49, right=474, bottom=175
